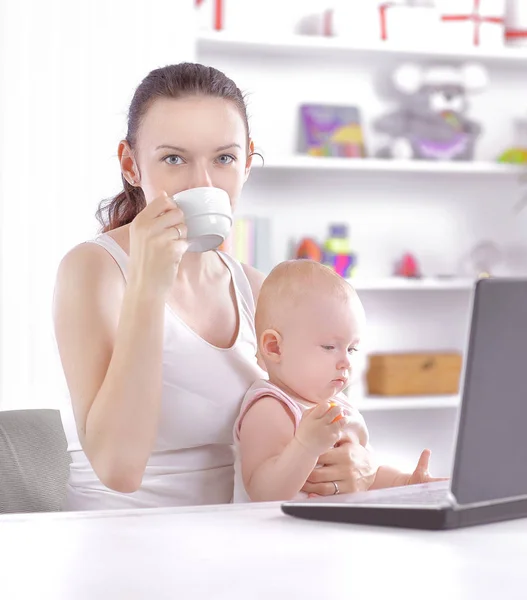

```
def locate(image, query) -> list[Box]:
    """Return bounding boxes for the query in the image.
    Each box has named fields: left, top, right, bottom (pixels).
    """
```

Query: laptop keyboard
left=347, top=482, right=452, bottom=506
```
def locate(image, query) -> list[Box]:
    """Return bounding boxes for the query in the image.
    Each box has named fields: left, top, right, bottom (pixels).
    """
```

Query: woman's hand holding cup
left=129, top=191, right=188, bottom=297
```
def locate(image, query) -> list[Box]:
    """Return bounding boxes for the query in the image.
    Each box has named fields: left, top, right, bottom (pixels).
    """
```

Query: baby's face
left=277, top=292, right=364, bottom=404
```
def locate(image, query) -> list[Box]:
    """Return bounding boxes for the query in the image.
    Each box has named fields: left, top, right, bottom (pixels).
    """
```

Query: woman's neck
left=175, top=249, right=223, bottom=287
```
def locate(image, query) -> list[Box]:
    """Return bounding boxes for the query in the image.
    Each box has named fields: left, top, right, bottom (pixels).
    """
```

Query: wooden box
left=366, top=352, right=462, bottom=396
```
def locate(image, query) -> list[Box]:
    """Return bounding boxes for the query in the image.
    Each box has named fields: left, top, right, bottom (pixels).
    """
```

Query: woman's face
left=122, top=95, right=252, bottom=210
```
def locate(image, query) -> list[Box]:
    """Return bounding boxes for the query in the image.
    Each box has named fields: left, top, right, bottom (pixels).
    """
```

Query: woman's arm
left=53, top=243, right=165, bottom=493
left=303, top=443, right=445, bottom=495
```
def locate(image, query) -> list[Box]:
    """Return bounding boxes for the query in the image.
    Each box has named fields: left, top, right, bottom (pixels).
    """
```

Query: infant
left=233, top=260, right=443, bottom=502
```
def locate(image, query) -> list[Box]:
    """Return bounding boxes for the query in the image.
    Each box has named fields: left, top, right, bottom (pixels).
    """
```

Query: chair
left=0, top=409, right=71, bottom=514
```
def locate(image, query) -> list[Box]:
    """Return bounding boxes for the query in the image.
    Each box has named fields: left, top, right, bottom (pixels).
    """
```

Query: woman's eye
left=164, top=155, right=184, bottom=166
left=216, top=154, right=235, bottom=165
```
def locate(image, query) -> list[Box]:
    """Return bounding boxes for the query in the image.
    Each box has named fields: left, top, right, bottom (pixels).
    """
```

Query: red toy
left=395, top=252, right=421, bottom=278
left=295, top=238, right=323, bottom=263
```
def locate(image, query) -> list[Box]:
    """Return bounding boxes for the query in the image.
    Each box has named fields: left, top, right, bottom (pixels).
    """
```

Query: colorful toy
left=375, top=62, right=488, bottom=161
left=298, top=104, right=367, bottom=158
left=295, top=238, right=323, bottom=262
left=322, top=224, right=357, bottom=278
left=498, top=148, right=527, bottom=164
left=498, top=117, right=527, bottom=165
left=294, top=225, right=357, bottom=279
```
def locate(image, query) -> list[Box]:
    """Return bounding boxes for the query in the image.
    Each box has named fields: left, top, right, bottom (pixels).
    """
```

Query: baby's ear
left=260, top=329, right=282, bottom=363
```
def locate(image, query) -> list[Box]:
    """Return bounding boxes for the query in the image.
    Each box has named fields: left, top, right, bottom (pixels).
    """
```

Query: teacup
left=171, top=187, right=233, bottom=253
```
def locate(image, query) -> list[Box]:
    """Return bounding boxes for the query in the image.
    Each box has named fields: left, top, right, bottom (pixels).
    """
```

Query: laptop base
left=281, top=497, right=527, bottom=530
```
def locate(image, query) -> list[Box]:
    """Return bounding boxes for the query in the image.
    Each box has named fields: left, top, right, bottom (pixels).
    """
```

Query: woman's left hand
left=301, top=436, right=377, bottom=497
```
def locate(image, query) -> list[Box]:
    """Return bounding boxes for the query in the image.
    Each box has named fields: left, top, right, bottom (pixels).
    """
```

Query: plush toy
left=375, top=62, right=489, bottom=161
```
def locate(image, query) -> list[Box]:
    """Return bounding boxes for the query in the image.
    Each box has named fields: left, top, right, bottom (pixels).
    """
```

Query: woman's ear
left=118, top=140, right=140, bottom=186
left=244, top=139, right=255, bottom=182
left=260, top=329, right=282, bottom=363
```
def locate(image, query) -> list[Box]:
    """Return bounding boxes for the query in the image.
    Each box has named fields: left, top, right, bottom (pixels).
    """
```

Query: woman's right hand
left=128, top=191, right=188, bottom=297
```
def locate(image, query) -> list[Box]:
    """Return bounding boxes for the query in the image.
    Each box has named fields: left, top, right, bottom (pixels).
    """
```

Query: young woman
left=53, top=62, right=376, bottom=510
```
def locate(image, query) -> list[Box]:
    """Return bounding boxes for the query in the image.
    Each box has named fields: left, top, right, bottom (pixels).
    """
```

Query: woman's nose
left=189, top=164, right=213, bottom=189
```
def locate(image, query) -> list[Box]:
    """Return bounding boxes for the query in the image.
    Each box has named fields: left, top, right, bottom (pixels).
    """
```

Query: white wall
left=0, top=0, right=195, bottom=409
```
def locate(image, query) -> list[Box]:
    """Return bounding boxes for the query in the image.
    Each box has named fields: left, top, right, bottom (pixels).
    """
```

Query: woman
left=53, top=62, right=376, bottom=510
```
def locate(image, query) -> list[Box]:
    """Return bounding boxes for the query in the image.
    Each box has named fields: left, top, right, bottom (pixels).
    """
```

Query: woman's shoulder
left=55, top=237, right=126, bottom=297
left=240, top=263, right=266, bottom=305
left=58, top=227, right=129, bottom=275
left=54, top=239, right=127, bottom=331
left=216, top=252, right=266, bottom=309
left=58, top=240, right=115, bottom=276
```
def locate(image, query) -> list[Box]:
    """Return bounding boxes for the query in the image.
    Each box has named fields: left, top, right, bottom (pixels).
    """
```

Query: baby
left=233, top=259, right=443, bottom=503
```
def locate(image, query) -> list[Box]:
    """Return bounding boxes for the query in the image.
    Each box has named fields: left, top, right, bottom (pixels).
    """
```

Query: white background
left=0, top=0, right=195, bottom=410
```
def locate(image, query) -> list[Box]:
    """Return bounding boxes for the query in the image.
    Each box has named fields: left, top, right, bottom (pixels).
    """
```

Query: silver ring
left=175, top=226, right=182, bottom=240
left=332, top=481, right=340, bottom=496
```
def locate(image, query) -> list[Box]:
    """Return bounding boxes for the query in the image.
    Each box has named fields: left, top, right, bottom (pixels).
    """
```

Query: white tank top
left=61, top=233, right=265, bottom=511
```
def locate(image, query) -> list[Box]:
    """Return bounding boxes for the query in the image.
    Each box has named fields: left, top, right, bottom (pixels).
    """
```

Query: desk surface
left=1, top=503, right=526, bottom=600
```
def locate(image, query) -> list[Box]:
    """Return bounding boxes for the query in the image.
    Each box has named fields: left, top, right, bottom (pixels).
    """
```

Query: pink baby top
left=232, top=379, right=370, bottom=503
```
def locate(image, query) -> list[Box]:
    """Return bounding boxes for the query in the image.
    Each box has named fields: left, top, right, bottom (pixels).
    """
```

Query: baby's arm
left=369, top=449, right=446, bottom=490
left=239, top=397, right=345, bottom=502
left=369, top=464, right=408, bottom=489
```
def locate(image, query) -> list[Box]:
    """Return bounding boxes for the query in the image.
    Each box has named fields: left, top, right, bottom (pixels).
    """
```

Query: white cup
left=171, top=187, right=233, bottom=253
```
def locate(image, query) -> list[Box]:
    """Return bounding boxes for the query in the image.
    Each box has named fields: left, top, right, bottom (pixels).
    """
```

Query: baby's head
left=255, top=260, right=365, bottom=404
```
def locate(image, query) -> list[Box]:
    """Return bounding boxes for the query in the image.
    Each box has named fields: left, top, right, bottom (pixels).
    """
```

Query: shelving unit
left=196, top=26, right=524, bottom=473
left=355, top=395, right=460, bottom=412
left=349, top=277, right=474, bottom=291
left=197, top=30, right=527, bottom=66
left=251, top=156, right=524, bottom=177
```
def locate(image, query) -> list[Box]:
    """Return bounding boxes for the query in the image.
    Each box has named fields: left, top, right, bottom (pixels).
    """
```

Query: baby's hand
left=406, top=449, right=449, bottom=486
left=295, top=402, right=347, bottom=456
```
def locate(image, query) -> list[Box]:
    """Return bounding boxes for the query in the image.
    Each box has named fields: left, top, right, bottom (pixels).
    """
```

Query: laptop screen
left=452, top=277, right=527, bottom=505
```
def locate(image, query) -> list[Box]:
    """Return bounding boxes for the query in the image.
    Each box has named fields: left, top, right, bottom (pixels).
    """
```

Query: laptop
left=282, top=277, right=527, bottom=530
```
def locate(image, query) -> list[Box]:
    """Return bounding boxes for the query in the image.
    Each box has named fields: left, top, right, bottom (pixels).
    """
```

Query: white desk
left=1, top=503, right=526, bottom=600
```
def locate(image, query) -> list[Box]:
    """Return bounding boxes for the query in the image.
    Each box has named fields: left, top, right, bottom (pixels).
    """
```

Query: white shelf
left=197, top=30, right=527, bottom=66
left=252, top=156, right=523, bottom=176
left=349, top=277, right=475, bottom=291
left=355, top=395, right=460, bottom=412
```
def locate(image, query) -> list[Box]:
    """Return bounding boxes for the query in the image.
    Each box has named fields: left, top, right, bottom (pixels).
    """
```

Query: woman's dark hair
left=96, top=63, right=253, bottom=232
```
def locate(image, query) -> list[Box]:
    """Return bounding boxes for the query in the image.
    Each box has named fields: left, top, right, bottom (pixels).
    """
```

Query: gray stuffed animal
left=375, top=63, right=489, bottom=161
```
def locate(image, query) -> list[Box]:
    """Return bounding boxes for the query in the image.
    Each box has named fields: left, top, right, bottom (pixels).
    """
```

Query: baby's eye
left=321, top=345, right=335, bottom=351
left=216, top=154, right=235, bottom=165
left=164, top=155, right=184, bottom=166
